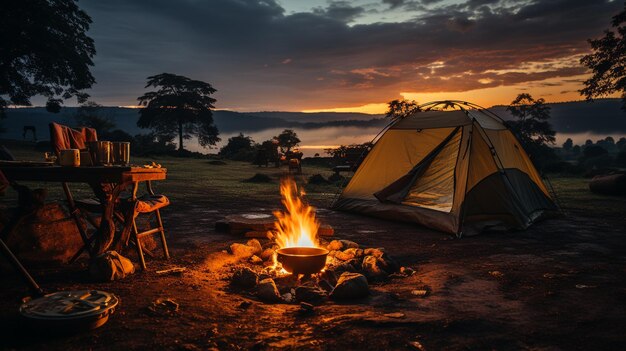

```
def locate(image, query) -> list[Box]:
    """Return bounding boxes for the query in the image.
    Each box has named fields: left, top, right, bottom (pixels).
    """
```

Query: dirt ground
left=2, top=190, right=626, bottom=351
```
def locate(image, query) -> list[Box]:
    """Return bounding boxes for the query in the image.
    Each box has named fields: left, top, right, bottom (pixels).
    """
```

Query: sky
left=76, top=0, right=624, bottom=113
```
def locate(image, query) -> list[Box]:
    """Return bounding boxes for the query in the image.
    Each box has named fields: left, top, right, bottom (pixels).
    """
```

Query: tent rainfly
left=332, top=101, right=558, bottom=236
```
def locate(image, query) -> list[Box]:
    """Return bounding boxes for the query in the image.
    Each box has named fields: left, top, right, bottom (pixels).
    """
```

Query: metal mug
left=88, top=141, right=112, bottom=166
left=111, top=142, right=130, bottom=165
left=59, top=149, right=80, bottom=167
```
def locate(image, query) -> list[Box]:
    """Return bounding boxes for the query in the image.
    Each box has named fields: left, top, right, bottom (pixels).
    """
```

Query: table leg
left=62, top=183, right=94, bottom=258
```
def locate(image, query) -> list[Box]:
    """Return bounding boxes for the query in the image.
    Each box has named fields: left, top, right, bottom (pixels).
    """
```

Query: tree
left=506, top=94, right=557, bottom=170
left=276, top=129, right=300, bottom=153
left=562, top=138, right=574, bottom=151
left=137, top=73, right=219, bottom=152
left=580, top=4, right=626, bottom=110
left=219, top=133, right=255, bottom=160
left=506, top=94, right=556, bottom=146
left=385, top=99, right=420, bottom=119
left=0, top=0, right=96, bottom=117
left=74, top=101, right=115, bottom=135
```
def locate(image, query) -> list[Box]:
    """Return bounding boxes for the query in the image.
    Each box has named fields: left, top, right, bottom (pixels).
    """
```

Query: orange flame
left=273, top=178, right=320, bottom=249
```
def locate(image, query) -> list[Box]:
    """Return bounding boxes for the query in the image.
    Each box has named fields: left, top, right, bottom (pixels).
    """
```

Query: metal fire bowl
left=276, top=247, right=329, bottom=275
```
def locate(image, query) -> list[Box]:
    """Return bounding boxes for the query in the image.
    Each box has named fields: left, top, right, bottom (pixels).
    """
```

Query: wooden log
left=223, top=214, right=275, bottom=234
left=589, top=174, right=626, bottom=196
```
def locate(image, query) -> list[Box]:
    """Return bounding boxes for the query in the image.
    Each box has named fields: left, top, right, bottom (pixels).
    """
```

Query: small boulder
left=231, top=267, right=258, bottom=289
left=335, top=250, right=355, bottom=261
left=378, top=253, right=400, bottom=274
left=249, top=255, right=263, bottom=265
left=364, top=248, right=385, bottom=258
left=361, top=255, right=389, bottom=282
left=344, top=248, right=364, bottom=258
left=246, top=239, right=263, bottom=255
left=256, top=278, right=281, bottom=303
left=260, top=248, right=275, bottom=261
left=327, top=240, right=343, bottom=251
left=230, top=243, right=256, bottom=260
left=331, top=272, right=369, bottom=300
left=333, top=259, right=358, bottom=274
left=295, top=284, right=327, bottom=305
left=339, top=240, right=359, bottom=249
left=400, top=266, right=416, bottom=276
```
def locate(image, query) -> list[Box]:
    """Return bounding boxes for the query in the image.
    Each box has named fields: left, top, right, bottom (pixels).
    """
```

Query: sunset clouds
left=80, top=0, right=624, bottom=111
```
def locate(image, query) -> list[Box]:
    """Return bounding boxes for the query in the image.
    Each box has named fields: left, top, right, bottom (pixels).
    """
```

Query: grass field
left=2, top=139, right=625, bottom=219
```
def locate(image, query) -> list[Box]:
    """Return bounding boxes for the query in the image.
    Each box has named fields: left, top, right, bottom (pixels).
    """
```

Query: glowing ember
left=273, top=178, right=321, bottom=249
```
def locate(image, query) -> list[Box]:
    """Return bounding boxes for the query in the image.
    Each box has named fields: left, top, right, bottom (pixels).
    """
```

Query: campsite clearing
left=1, top=147, right=626, bottom=350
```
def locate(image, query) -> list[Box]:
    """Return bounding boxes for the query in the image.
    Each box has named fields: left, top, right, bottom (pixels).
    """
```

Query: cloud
left=79, top=0, right=624, bottom=110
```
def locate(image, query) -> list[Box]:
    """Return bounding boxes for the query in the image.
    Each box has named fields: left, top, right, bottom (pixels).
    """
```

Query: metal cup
left=88, top=141, right=111, bottom=166
left=59, top=149, right=80, bottom=167
left=111, top=142, right=130, bottom=165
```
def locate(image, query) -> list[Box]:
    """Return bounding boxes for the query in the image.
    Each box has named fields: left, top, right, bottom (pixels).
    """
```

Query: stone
left=327, top=240, right=343, bottom=251
left=339, top=240, right=359, bottom=249
left=231, top=267, right=258, bottom=289
left=4, top=202, right=84, bottom=264
left=295, top=284, right=327, bottom=305
left=364, top=248, right=385, bottom=258
left=333, top=259, right=358, bottom=274
left=246, top=239, right=263, bottom=255
left=400, top=267, right=416, bottom=276
left=335, top=250, right=355, bottom=261
left=344, top=248, right=364, bottom=258
left=230, top=243, right=256, bottom=260
left=249, top=255, right=263, bottom=265
left=320, top=270, right=338, bottom=286
left=378, top=253, right=400, bottom=274
left=256, top=278, right=281, bottom=303
left=281, top=292, right=294, bottom=303
left=361, top=255, right=389, bottom=282
left=330, top=272, right=369, bottom=300
left=260, top=248, right=275, bottom=261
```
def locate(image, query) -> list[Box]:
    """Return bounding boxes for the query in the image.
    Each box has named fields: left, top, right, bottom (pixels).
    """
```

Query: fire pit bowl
left=276, top=247, right=329, bottom=275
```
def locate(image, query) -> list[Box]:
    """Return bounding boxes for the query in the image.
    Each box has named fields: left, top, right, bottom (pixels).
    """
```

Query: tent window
left=402, top=128, right=462, bottom=212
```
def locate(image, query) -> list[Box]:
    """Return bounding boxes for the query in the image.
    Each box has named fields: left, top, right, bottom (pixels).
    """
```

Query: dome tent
left=332, top=100, right=558, bottom=236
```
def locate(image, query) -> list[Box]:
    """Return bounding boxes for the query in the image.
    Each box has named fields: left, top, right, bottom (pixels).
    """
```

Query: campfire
left=225, top=178, right=415, bottom=306
left=272, top=178, right=329, bottom=275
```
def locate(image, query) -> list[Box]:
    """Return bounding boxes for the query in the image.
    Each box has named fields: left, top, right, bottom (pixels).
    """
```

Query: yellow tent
left=332, top=101, right=558, bottom=236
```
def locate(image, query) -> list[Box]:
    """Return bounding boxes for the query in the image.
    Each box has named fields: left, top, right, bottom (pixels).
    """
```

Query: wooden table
left=0, top=164, right=167, bottom=256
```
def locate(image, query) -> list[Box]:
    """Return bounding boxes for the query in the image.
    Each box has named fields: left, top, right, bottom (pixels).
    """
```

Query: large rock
left=361, top=255, right=389, bottom=282
left=256, top=278, right=281, bottom=303
left=4, top=202, right=84, bottom=264
left=246, top=239, right=263, bottom=255
left=364, top=248, right=385, bottom=258
left=331, top=272, right=369, bottom=300
left=260, top=248, right=275, bottom=261
left=230, top=243, right=257, bottom=260
left=339, top=240, right=359, bottom=249
left=231, top=267, right=258, bottom=289
left=327, top=240, right=343, bottom=251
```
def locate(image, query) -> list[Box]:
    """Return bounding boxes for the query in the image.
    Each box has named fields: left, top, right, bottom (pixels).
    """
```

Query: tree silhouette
left=385, top=99, right=420, bottom=119
left=0, top=0, right=96, bottom=117
left=74, top=101, right=115, bottom=135
left=580, top=3, right=626, bottom=110
left=506, top=94, right=557, bottom=170
left=276, top=129, right=300, bottom=152
left=562, top=138, right=573, bottom=151
left=137, top=73, right=219, bottom=152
